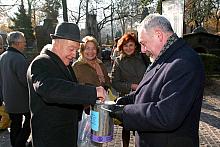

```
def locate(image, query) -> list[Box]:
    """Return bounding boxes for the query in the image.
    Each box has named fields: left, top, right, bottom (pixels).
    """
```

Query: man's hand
left=131, top=83, right=138, bottom=91
left=108, top=105, right=124, bottom=122
left=96, top=86, right=107, bottom=102
left=115, top=97, right=128, bottom=105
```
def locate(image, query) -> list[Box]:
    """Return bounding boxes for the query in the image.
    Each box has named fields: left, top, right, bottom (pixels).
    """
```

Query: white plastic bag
left=77, top=111, right=92, bottom=147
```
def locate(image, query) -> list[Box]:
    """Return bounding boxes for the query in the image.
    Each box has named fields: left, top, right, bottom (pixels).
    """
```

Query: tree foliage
left=41, top=0, right=62, bottom=19
left=156, top=0, right=162, bottom=14
left=141, top=0, right=153, bottom=6
left=185, top=0, right=220, bottom=32
left=57, top=0, right=158, bottom=43
left=10, top=1, right=35, bottom=44
left=1, top=0, right=219, bottom=45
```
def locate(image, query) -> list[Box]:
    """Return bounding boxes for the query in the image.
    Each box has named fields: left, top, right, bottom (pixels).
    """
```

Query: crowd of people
left=0, top=13, right=205, bottom=147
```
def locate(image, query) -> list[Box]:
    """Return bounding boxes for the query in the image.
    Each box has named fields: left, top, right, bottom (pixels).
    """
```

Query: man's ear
left=155, top=29, right=163, bottom=42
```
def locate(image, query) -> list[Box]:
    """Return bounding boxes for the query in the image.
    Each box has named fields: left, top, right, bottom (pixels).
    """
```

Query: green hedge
left=24, top=48, right=39, bottom=64
left=209, top=50, right=220, bottom=57
left=199, top=53, right=220, bottom=74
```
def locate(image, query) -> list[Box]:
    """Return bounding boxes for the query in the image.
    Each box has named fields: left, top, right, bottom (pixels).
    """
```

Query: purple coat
left=122, top=38, right=205, bottom=147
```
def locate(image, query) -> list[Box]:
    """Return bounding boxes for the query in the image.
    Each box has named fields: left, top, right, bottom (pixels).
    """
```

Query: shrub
left=199, top=53, right=220, bottom=74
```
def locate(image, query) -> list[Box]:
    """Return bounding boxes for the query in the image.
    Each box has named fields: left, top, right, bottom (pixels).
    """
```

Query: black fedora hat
left=50, top=22, right=83, bottom=43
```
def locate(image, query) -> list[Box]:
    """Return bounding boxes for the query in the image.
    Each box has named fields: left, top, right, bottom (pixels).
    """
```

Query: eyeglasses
left=17, top=41, right=26, bottom=44
left=85, top=47, right=96, bottom=51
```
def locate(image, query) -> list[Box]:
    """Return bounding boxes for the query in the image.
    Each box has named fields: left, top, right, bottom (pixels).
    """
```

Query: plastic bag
left=77, top=112, right=92, bottom=147
left=0, top=105, right=11, bottom=130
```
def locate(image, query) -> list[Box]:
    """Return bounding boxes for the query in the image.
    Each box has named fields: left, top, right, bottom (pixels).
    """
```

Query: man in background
left=0, top=31, right=31, bottom=147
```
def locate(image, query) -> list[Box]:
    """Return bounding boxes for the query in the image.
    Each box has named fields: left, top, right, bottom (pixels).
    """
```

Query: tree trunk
left=86, top=14, right=98, bottom=38
left=217, top=18, right=219, bottom=32
left=27, top=0, right=32, bottom=17
left=62, top=0, right=68, bottom=22
left=141, top=7, right=149, bottom=22
left=111, top=2, right=114, bottom=42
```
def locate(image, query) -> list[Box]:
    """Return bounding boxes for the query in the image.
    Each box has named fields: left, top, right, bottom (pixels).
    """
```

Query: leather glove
left=115, top=97, right=129, bottom=105
left=108, top=105, right=124, bottom=122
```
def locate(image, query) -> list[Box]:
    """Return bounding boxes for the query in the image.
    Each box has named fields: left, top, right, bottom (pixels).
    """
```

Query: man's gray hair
left=6, top=31, right=24, bottom=46
left=141, top=13, right=174, bottom=33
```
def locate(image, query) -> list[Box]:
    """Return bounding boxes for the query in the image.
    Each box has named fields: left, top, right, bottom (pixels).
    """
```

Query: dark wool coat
left=27, top=49, right=97, bottom=147
left=111, top=52, right=147, bottom=96
left=122, top=38, right=205, bottom=147
left=0, top=47, right=29, bottom=113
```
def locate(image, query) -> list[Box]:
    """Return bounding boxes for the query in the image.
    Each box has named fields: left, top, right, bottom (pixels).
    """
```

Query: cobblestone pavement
left=199, top=95, right=220, bottom=147
left=1, top=95, right=219, bottom=147
left=0, top=129, right=10, bottom=147
left=104, top=95, right=220, bottom=147
left=0, top=61, right=220, bottom=147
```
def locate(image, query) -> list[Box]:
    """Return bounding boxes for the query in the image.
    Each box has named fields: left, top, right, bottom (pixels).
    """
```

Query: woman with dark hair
left=111, top=32, right=148, bottom=147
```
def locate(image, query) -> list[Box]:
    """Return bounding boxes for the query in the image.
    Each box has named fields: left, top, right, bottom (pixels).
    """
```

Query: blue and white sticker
left=91, top=110, right=99, bottom=131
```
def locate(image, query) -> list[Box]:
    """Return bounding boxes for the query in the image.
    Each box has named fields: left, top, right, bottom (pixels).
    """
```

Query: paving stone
left=1, top=63, right=220, bottom=147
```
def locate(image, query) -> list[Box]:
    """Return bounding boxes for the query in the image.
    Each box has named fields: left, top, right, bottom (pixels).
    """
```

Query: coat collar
left=42, top=48, right=76, bottom=81
left=136, top=38, right=187, bottom=92
left=6, top=47, right=26, bottom=58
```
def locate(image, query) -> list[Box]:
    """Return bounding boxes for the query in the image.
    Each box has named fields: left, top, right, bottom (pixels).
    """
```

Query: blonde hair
left=79, top=36, right=100, bottom=56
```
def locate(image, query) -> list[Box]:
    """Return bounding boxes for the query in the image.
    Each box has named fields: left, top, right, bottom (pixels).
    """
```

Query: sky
left=0, top=0, right=78, bottom=15
left=0, top=0, right=78, bottom=18
left=0, top=0, right=113, bottom=29
left=0, top=0, right=82, bottom=27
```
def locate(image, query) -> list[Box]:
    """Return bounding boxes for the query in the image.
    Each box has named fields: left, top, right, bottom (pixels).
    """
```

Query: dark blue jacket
left=123, top=38, right=205, bottom=147
left=0, top=47, right=29, bottom=113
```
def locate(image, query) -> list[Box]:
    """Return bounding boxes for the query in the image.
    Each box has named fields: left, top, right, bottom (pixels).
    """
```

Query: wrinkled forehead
left=137, top=26, right=147, bottom=41
left=138, top=25, right=155, bottom=41
left=68, top=40, right=80, bottom=47
left=59, top=39, right=80, bottom=48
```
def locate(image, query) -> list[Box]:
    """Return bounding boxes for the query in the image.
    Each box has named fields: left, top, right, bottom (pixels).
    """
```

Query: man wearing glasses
left=0, top=31, right=31, bottom=147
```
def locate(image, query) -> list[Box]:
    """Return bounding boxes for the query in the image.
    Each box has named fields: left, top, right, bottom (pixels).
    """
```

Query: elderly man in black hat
left=27, top=22, right=106, bottom=147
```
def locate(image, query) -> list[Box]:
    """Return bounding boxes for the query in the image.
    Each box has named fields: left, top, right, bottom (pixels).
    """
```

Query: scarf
left=79, top=56, right=105, bottom=84
left=146, top=33, right=178, bottom=72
